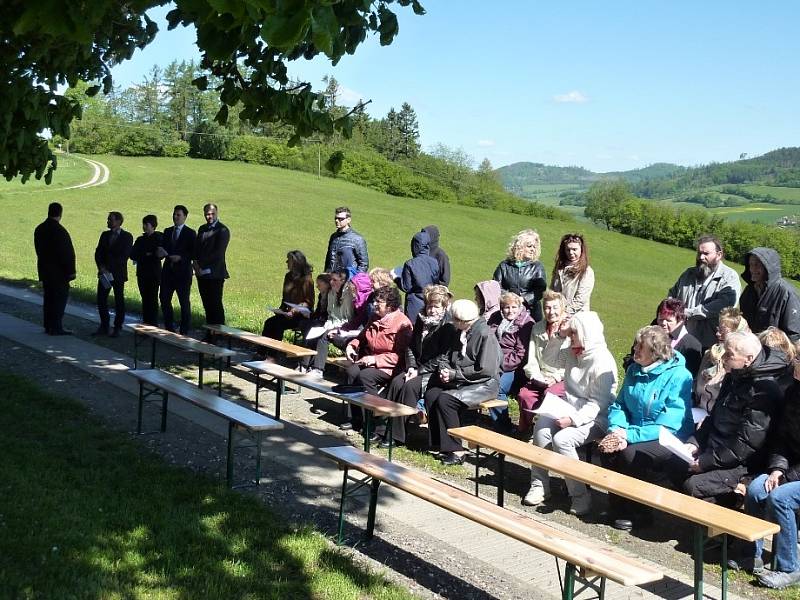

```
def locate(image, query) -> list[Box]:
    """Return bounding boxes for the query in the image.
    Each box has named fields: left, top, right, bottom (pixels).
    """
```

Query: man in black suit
left=129, top=214, right=163, bottom=326
left=34, top=202, right=76, bottom=335
left=159, top=205, right=196, bottom=335
left=193, top=203, right=230, bottom=327
left=93, top=211, right=133, bottom=337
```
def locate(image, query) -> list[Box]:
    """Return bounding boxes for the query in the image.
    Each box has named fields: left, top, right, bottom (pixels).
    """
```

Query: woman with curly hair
left=493, top=229, right=547, bottom=322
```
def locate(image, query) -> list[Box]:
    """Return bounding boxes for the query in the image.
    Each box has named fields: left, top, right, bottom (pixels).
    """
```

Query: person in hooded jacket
left=598, top=325, right=694, bottom=530
left=424, top=299, right=502, bottom=465
left=474, top=280, right=502, bottom=322
left=493, top=229, right=547, bottom=322
left=740, top=247, right=800, bottom=341
left=422, top=225, right=451, bottom=285
left=398, top=231, right=440, bottom=324
left=524, top=311, right=618, bottom=515
left=677, top=330, right=791, bottom=504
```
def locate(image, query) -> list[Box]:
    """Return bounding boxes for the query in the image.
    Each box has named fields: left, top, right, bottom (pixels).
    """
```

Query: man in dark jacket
left=679, top=331, right=791, bottom=503
left=399, top=230, right=440, bottom=324
left=159, top=205, right=196, bottom=334
left=129, top=214, right=163, bottom=326
left=193, top=203, right=230, bottom=327
left=740, top=247, right=800, bottom=341
left=324, top=206, right=368, bottom=273
left=422, top=225, right=451, bottom=285
left=94, top=211, right=134, bottom=337
left=34, top=202, right=76, bottom=335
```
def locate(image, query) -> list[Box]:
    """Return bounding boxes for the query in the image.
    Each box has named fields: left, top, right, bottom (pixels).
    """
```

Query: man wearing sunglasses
left=324, top=206, right=369, bottom=274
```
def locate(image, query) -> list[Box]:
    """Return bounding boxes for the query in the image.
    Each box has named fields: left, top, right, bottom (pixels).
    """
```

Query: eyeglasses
left=334, top=216, right=349, bottom=222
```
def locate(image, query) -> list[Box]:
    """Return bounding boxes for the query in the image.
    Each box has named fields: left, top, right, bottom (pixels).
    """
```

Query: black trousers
left=345, top=363, right=391, bottom=429
left=424, top=387, right=466, bottom=453
left=42, top=280, right=69, bottom=333
left=160, top=275, right=192, bottom=334
left=600, top=439, right=676, bottom=513
left=97, top=279, right=125, bottom=330
left=197, top=278, right=225, bottom=325
left=137, top=275, right=160, bottom=326
left=681, top=465, right=749, bottom=504
left=386, top=373, right=423, bottom=443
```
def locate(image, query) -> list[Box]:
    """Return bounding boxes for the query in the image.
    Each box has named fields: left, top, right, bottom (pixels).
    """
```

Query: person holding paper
left=598, top=325, right=694, bottom=530
left=129, top=214, right=163, bottom=326
left=523, top=311, right=617, bottom=516
left=93, top=211, right=133, bottom=337
left=303, top=270, right=354, bottom=376
left=261, top=250, right=315, bottom=350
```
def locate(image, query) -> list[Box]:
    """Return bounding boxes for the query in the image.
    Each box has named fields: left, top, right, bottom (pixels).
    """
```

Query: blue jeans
left=745, top=475, right=800, bottom=572
left=489, top=370, right=516, bottom=428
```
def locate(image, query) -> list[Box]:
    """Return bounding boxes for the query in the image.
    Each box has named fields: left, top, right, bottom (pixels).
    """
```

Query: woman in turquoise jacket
left=598, top=325, right=694, bottom=530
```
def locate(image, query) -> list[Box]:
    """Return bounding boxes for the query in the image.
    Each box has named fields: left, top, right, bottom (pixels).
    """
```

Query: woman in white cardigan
left=523, top=310, right=618, bottom=516
left=551, top=233, right=595, bottom=316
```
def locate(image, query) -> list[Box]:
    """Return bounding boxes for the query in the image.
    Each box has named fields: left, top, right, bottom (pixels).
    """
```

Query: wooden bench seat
left=449, top=425, right=780, bottom=600
left=126, top=323, right=238, bottom=394
left=204, top=324, right=316, bottom=359
left=321, top=445, right=662, bottom=599
left=127, top=368, right=282, bottom=487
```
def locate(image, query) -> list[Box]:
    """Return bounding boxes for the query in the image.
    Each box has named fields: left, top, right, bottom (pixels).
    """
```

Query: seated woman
left=303, top=269, right=354, bottom=377
left=524, top=311, right=618, bottom=516
left=695, top=307, right=749, bottom=415
left=487, top=291, right=533, bottom=432
left=493, top=229, right=547, bottom=322
left=516, top=290, right=572, bottom=434
left=261, top=250, right=315, bottom=351
left=343, top=286, right=413, bottom=432
left=598, top=325, right=694, bottom=531
left=474, top=280, right=502, bottom=321
left=424, top=299, right=502, bottom=466
left=551, top=233, right=595, bottom=316
left=385, top=285, right=455, bottom=447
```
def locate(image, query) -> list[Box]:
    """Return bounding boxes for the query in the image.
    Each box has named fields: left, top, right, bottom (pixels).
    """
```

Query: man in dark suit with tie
left=94, top=211, right=133, bottom=337
left=159, top=205, right=196, bottom=335
left=34, top=202, right=76, bottom=335
left=193, top=203, right=230, bottom=328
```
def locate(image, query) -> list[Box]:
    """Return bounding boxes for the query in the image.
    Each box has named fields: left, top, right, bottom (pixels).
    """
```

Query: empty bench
left=127, top=368, right=283, bottom=487
left=204, top=324, right=317, bottom=364
left=321, top=445, right=662, bottom=600
left=127, top=323, right=238, bottom=395
left=449, top=425, right=780, bottom=600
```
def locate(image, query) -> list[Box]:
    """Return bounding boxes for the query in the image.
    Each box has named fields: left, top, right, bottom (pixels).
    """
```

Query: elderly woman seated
left=424, top=299, right=502, bottom=466
left=599, top=325, right=694, bottom=531
left=695, top=307, right=749, bottom=416
left=523, top=311, right=618, bottom=516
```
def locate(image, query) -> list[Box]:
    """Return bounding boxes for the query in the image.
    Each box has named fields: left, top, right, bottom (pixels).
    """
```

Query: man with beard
left=668, top=235, right=741, bottom=350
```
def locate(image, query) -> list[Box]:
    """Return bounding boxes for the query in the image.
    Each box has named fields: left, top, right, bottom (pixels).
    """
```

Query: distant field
left=0, top=155, right=93, bottom=193
left=740, top=185, right=800, bottom=203
left=2, top=154, right=740, bottom=362
left=708, top=203, right=800, bottom=224
left=520, top=183, right=585, bottom=195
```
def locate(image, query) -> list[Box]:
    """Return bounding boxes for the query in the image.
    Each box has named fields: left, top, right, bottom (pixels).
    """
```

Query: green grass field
left=740, top=185, right=800, bottom=203
left=709, top=203, right=800, bottom=224
left=1, top=154, right=742, bottom=362
left=0, top=154, right=95, bottom=192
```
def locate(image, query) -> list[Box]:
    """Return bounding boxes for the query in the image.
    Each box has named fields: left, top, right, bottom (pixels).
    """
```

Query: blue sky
left=110, top=1, right=800, bottom=172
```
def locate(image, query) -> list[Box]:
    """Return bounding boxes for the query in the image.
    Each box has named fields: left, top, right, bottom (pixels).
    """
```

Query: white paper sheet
left=305, top=326, right=328, bottom=341
left=532, top=392, right=577, bottom=420
left=658, top=426, right=695, bottom=463
left=284, top=302, right=311, bottom=317
left=691, top=407, right=709, bottom=424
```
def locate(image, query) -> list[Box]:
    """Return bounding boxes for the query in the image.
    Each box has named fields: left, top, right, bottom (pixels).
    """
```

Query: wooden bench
left=204, top=324, right=317, bottom=362
left=449, top=425, right=780, bottom=600
left=127, top=323, right=238, bottom=395
left=321, top=445, right=662, bottom=600
left=127, top=368, right=283, bottom=487
left=240, top=361, right=415, bottom=458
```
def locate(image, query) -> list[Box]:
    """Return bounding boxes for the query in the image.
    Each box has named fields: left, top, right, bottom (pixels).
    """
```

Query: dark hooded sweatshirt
left=739, top=247, right=800, bottom=341
left=400, top=231, right=440, bottom=324
left=422, top=225, right=451, bottom=285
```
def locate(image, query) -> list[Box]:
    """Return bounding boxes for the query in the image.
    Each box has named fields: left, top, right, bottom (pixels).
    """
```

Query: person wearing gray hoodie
left=739, top=247, right=800, bottom=341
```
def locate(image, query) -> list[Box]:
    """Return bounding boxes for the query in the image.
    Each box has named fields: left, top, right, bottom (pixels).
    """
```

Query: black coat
left=675, top=328, right=703, bottom=379
left=194, top=221, right=230, bottom=279
left=325, top=228, right=369, bottom=273
left=422, top=225, right=451, bottom=285
left=161, top=225, right=196, bottom=283
left=130, top=232, right=164, bottom=280
left=400, top=231, right=440, bottom=324
left=406, top=318, right=457, bottom=375
left=766, top=380, right=800, bottom=482
left=689, top=347, right=791, bottom=472
left=493, top=259, right=547, bottom=322
left=34, top=218, right=76, bottom=284
left=94, top=228, right=134, bottom=282
left=740, top=247, right=800, bottom=340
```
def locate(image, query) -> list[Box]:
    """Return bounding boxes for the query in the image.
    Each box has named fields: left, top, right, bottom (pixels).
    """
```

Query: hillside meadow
left=2, top=154, right=746, bottom=361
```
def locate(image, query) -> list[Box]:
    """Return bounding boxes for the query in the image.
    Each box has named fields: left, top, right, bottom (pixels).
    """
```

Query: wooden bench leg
left=217, top=356, right=223, bottom=396
left=255, top=431, right=263, bottom=486
left=562, top=562, right=576, bottom=600
left=497, top=452, right=505, bottom=508
left=198, top=353, right=204, bottom=389
left=150, top=336, right=157, bottom=368
left=275, top=378, right=283, bottom=420
left=363, top=412, right=373, bottom=453
left=133, top=332, right=139, bottom=369
left=254, top=372, right=261, bottom=412
left=226, top=421, right=235, bottom=488
left=386, top=418, right=394, bottom=462
left=720, top=533, right=728, bottom=600
left=337, top=467, right=349, bottom=545
left=160, top=390, right=168, bottom=432
left=694, top=525, right=705, bottom=600
left=137, top=381, right=144, bottom=434
left=365, top=478, right=381, bottom=541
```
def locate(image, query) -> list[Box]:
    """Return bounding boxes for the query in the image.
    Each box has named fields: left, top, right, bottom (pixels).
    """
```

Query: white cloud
left=477, top=139, right=495, bottom=147
left=553, top=90, right=589, bottom=103
left=339, top=85, right=365, bottom=107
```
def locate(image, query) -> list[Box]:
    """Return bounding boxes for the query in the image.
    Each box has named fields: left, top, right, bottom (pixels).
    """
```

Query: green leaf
left=377, top=6, right=398, bottom=46
left=261, top=6, right=310, bottom=50
left=192, top=76, right=209, bottom=91
left=85, top=85, right=101, bottom=97
left=310, top=5, right=337, bottom=56
left=411, top=0, right=426, bottom=15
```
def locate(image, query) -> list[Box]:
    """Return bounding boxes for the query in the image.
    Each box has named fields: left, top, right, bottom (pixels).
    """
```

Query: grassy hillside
left=2, top=154, right=744, bottom=361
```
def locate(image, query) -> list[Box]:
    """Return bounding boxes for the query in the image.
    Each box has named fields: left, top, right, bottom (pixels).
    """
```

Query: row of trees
left=584, top=181, right=800, bottom=279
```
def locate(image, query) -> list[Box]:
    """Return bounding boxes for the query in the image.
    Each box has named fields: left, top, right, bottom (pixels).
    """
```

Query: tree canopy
left=1, top=0, right=424, bottom=183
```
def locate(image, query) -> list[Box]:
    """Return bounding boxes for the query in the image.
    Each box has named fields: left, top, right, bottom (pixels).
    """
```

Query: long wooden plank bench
left=204, top=324, right=317, bottom=361
left=240, top=361, right=415, bottom=458
left=126, top=323, right=238, bottom=395
left=449, top=425, right=780, bottom=600
left=127, top=368, right=283, bottom=487
left=321, top=445, right=662, bottom=600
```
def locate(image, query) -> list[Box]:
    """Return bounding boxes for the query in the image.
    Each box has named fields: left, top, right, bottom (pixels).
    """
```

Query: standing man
left=668, top=234, right=741, bottom=350
left=159, top=205, right=196, bottom=334
left=34, top=202, right=76, bottom=335
left=193, top=203, right=230, bottom=329
left=740, top=247, right=800, bottom=341
left=94, top=211, right=133, bottom=337
left=129, top=214, right=163, bottom=326
left=324, top=206, right=369, bottom=273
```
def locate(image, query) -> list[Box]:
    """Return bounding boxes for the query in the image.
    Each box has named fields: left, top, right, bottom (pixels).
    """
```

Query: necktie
left=173, top=227, right=179, bottom=242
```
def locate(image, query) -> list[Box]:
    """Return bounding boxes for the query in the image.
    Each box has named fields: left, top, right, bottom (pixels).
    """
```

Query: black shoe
left=728, top=556, right=765, bottom=574
left=613, top=518, right=633, bottom=531
left=52, top=329, right=73, bottom=336
left=379, top=439, right=402, bottom=449
left=91, top=327, right=109, bottom=337
left=110, top=328, right=121, bottom=338
left=368, top=431, right=383, bottom=442
left=440, top=452, right=466, bottom=466
left=339, top=422, right=353, bottom=431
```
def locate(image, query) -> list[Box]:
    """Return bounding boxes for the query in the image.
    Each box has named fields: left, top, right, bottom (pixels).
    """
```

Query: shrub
left=113, top=126, right=165, bottom=156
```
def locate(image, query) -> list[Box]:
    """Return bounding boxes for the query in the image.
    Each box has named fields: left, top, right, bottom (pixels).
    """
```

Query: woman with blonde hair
left=551, top=233, right=595, bottom=315
left=493, top=229, right=547, bottom=322
left=695, top=307, right=749, bottom=414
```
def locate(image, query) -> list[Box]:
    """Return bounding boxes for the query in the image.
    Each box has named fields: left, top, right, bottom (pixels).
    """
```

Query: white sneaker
left=307, top=368, right=324, bottom=378
left=569, top=491, right=592, bottom=516
left=522, top=486, right=549, bottom=506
